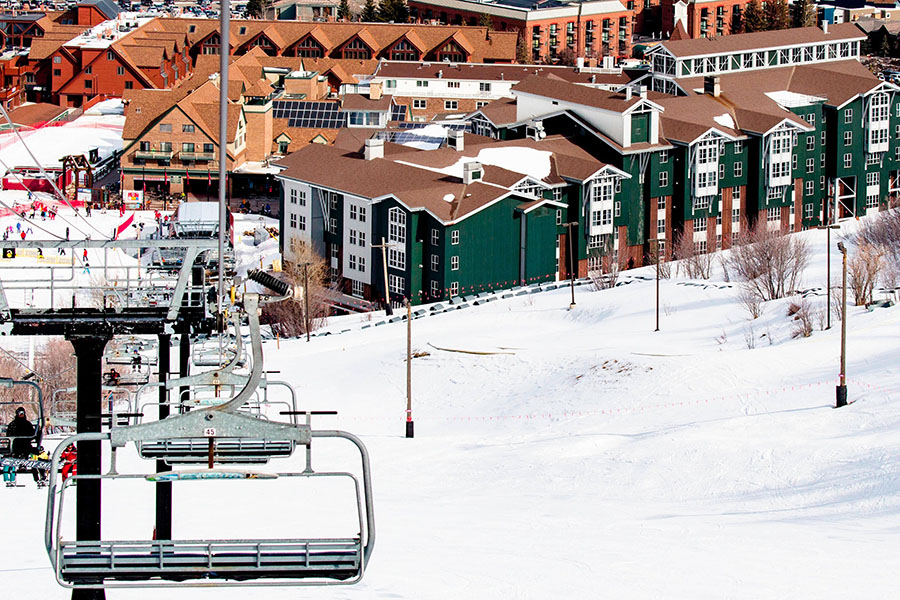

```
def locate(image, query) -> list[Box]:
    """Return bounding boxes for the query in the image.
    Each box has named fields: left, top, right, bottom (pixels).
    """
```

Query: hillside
left=1, top=210, right=899, bottom=599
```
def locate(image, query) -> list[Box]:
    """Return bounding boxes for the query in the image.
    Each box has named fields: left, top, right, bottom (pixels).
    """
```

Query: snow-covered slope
left=1, top=204, right=898, bottom=599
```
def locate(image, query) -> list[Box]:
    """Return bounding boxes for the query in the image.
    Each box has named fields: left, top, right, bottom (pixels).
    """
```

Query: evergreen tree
left=361, top=0, right=378, bottom=22
left=378, top=0, right=409, bottom=22
left=479, top=12, right=494, bottom=30
left=338, top=0, right=351, bottom=21
left=741, top=0, right=766, bottom=33
left=246, top=0, right=265, bottom=19
left=515, top=30, right=530, bottom=64
left=792, top=0, right=816, bottom=28
left=764, top=0, right=791, bottom=30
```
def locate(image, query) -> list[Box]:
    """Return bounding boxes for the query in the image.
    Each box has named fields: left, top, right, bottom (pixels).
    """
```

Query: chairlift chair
left=45, top=289, right=375, bottom=588
left=44, top=411, right=375, bottom=587
left=0, top=378, right=45, bottom=457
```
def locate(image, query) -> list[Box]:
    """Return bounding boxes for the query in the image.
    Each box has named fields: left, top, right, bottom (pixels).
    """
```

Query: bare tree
left=0, top=338, right=76, bottom=426
left=847, top=243, right=885, bottom=306
left=789, top=299, right=814, bottom=338
left=726, top=224, right=810, bottom=301
left=647, top=243, right=672, bottom=279
left=738, top=284, right=764, bottom=319
left=852, top=207, right=900, bottom=291
left=673, top=232, right=713, bottom=279
left=260, top=240, right=332, bottom=338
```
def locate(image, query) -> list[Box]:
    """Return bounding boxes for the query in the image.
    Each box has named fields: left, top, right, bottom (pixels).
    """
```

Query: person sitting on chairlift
left=7, top=406, right=36, bottom=458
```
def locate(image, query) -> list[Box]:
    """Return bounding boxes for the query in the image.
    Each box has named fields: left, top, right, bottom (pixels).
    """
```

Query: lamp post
left=650, top=238, right=660, bottom=331
left=405, top=298, right=414, bottom=438
left=372, top=237, right=396, bottom=316
left=818, top=223, right=840, bottom=330
left=836, top=241, right=848, bottom=408
left=563, top=221, right=579, bottom=310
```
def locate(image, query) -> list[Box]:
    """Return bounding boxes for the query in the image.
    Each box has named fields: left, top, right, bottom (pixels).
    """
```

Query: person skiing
left=6, top=406, right=36, bottom=458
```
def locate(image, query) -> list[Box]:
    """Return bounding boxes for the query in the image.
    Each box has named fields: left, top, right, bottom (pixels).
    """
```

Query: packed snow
left=431, top=146, right=553, bottom=180
left=0, top=196, right=898, bottom=599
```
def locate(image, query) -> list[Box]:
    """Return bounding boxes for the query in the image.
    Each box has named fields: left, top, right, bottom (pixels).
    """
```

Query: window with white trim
left=804, top=203, right=814, bottom=218
left=694, top=217, right=707, bottom=232
left=431, top=228, right=439, bottom=245
left=289, top=213, right=297, bottom=228
left=693, top=196, right=711, bottom=210
left=430, top=280, right=440, bottom=298
left=290, top=188, right=298, bottom=204
left=431, top=254, right=439, bottom=271
left=806, top=158, right=814, bottom=173
left=844, top=108, right=853, bottom=124
left=844, top=153, right=852, bottom=169
left=359, top=256, right=365, bottom=272
left=844, top=131, right=852, bottom=146
left=657, top=219, right=665, bottom=235
left=413, top=99, right=426, bottom=109
left=732, top=186, right=741, bottom=201
left=451, top=230, right=459, bottom=245
left=352, top=280, right=364, bottom=297
left=659, top=171, right=668, bottom=187
left=349, top=229, right=357, bottom=245
left=389, top=274, right=405, bottom=295
left=298, top=215, right=306, bottom=231
left=805, top=180, right=814, bottom=196
left=734, top=162, right=742, bottom=177
left=444, top=100, right=458, bottom=111
left=349, top=205, right=357, bottom=220
left=451, top=256, right=459, bottom=270
left=767, top=207, right=780, bottom=222
left=659, top=150, right=669, bottom=163
left=388, top=208, right=406, bottom=270
left=349, top=254, right=357, bottom=270
left=732, top=207, right=740, bottom=223
left=450, top=282, right=459, bottom=296
left=807, top=135, right=815, bottom=151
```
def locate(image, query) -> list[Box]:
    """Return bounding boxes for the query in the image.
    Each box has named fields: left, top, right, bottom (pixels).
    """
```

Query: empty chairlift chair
left=44, top=289, right=375, bottom=589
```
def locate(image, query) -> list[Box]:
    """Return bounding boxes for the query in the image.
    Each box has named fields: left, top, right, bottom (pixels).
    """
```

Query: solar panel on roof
left=272, top=100, right=344, bottom=128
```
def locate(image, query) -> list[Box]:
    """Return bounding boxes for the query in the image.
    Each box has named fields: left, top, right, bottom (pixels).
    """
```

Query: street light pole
left=405, top=298, right=414, bottom=438
left=303, top=262, right=311, bottom=343
left=836, top=241, right=848, bottom=408
left=564, top=221, right=578, bottom=310
left=650, top=238, right=660, bottom=331
left=372, top=237, right=395, bottom=316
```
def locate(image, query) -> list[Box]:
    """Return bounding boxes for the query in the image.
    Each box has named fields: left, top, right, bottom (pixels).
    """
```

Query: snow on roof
left=84, top=99, right=125, bottom=116
left=435, top=146, right=552, bottom=180
left=0, top=112, right=123, bottom=172
left=764, top=90, right=827, bottom=109
left=65, top=13, right=155, bottom=50
left=713, top=113, right=736, bottom=129
left=176, top=201, right=219, bottom=223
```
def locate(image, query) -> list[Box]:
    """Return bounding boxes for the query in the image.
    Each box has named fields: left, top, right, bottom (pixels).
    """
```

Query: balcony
left=179, top=151, right=216, bottom=162
left=134, top=149, right=174, bottom=160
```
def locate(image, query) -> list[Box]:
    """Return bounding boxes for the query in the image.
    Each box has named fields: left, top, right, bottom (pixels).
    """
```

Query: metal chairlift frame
left=43, top=293, right=375, bottom=588
left=49, top=386, right=134, bottom=431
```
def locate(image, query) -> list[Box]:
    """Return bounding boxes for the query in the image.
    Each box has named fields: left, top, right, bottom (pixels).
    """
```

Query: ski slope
left=0, top=202, right=899, bottom=599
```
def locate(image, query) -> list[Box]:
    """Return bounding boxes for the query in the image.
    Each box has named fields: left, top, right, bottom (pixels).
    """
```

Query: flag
left=207, top=168, right=211, bottom=185
left=164, top=168, right=168, bottom=185
left=114, top=213, right=135, bottom=240
left=185, top=170, right=190, bottom=185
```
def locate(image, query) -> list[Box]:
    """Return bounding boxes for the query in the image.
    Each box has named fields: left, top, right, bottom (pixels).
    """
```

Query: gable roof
left=276, top=144, right=518, bottom=223
left=513, top=75, right=644, bottom=113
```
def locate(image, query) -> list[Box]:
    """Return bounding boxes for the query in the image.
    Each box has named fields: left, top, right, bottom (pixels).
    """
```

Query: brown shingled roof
left=8, top=103, right=69, bottom=126
left=341, top=93, right=393, bottom=111
left=277, top=144, right=517, bottom=223
left=145, top=18, right=518, bottom=63
left=513, top=76, right=642, bottom=113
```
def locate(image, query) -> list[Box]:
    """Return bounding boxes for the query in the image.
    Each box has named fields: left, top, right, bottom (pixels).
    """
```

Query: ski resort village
left=0, top=0, right=899, bottom=598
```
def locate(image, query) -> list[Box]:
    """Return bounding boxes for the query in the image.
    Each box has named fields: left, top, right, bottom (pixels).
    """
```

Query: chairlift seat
left=139, top=438, right=295, bottom=464
left=58, top=538, right=361, bottom=583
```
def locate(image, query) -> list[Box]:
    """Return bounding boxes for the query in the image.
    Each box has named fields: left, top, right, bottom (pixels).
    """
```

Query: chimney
left=369, top=81, right=383, bottom=100
left=823, top=21, right=829, bottom=34
left=591, top=74, right=596, bottom=84
left=625, top=86, right=633, bottom=100
left=448, top=129, right=464, bottom=151
left=463, top=161, right=483, bottom=184
left=704, top=75, right=721, bottom=98
left=364, top=138, right=384, bottom=161
left=437, top=69, right=443, bottom=78
left=639, top=85, right=647, bottom=99
left=576, top=56, right=585, bottom=70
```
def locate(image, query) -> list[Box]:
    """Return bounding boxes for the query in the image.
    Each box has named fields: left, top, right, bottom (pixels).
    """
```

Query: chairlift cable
left=0, top=102, right=111, bottom=240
